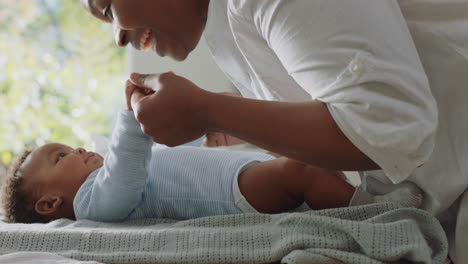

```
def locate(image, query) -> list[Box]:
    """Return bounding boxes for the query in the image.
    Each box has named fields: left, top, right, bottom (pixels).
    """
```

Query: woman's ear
left=34, top=195, right=64, bottom=216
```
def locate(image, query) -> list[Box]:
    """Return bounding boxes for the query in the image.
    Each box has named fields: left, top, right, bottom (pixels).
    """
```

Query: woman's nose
left=114, top=25, right=129, bottom=47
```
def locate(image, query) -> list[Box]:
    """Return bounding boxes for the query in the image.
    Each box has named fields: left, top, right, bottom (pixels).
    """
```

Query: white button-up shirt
left=204, top=0, right=437, bottom=184
left=204, top=1, right=468, bottom=263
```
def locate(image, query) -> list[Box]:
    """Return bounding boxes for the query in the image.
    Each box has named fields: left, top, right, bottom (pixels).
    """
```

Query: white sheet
left=0, top=252, right=103, bottom=264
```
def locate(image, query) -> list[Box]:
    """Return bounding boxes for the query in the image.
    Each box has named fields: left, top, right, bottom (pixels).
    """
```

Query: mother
left=80, top=1, right=468, bottom=262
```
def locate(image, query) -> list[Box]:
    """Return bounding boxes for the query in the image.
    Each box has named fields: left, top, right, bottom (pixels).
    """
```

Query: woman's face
left=80, top=0, right=210, bottom=61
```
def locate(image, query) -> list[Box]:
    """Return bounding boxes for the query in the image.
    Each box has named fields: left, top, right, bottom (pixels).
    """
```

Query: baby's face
left=21, top=143, right=104, bottom=198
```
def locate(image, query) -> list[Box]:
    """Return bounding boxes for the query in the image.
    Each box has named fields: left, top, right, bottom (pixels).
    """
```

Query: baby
left=1, top=82, right=421, bottom=223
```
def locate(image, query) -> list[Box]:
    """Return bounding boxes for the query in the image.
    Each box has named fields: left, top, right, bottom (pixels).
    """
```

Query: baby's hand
left=125, top=80, right=155, bottom=111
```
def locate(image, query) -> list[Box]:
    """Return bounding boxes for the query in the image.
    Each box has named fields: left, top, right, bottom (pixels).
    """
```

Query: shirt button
left=349, top=60, right=365, bottom=77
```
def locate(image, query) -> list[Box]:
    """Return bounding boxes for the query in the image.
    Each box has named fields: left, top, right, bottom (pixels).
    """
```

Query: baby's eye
left=57, top=152, right=67, bottom=161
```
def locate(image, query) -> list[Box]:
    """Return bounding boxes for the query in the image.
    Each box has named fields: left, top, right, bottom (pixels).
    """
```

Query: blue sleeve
left=74, top=110, right=152, bottom=222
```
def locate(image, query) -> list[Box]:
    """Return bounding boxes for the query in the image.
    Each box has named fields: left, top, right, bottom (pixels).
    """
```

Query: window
left=0, top=0, right=126, bottom=173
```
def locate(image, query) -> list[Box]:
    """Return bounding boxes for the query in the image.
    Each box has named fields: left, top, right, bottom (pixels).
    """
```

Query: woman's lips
left=136, top=28, right=163, bottom=56
left=139, top=28, right=150, bottom=49
left=139, top=29, right=156, bottom=51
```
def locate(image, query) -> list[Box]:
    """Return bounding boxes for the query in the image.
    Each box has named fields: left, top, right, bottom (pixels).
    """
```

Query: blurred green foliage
left=0, top=0, right=126, bottom=173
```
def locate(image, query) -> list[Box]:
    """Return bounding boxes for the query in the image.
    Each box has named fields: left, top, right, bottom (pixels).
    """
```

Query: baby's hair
left=1, top=150, right=48, bottom=223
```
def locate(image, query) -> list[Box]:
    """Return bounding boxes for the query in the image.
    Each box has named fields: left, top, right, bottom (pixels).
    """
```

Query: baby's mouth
left=85, top=154, right=95, bottom=164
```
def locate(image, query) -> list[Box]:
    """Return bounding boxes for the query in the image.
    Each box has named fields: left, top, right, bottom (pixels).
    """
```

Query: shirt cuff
left=327, top=104, right=427, bottom=184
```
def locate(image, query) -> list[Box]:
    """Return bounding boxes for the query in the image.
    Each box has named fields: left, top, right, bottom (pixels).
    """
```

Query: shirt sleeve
left=74, top=110, right=153, bottom=221
left=229, top=0, right=438, bottom=183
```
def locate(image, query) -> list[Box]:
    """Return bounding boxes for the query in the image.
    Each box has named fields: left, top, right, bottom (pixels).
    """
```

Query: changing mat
left=0, top=203, right=448, bottom=264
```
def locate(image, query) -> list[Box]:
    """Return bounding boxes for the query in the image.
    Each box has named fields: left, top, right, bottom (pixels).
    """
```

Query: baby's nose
left=75, top=148, right=86, bottom=154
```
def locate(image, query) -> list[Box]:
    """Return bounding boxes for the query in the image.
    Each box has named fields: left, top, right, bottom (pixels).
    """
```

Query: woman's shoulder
left=227, top=0, right=281, bottom=19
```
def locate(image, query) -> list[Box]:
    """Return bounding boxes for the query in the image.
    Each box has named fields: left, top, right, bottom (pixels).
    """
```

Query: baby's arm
left=238, top=157, right=355, bottom=213
left=74, top=83, right=153, bottom=222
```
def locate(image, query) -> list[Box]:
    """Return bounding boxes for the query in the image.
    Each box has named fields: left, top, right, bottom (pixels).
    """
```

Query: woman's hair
left=1, top=150, right=48, bottom=223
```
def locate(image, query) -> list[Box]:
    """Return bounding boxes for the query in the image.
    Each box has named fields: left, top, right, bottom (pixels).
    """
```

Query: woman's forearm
left=202, top=92, right=379, bottom=171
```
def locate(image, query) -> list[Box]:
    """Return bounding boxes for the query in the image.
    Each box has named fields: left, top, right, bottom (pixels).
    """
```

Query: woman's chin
left=173, top=53, right=189, bottom=62
left=167, top=47, right=190, bottom=62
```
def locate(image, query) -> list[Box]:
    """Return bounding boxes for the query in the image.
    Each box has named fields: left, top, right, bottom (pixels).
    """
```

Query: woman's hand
left=129, top=72, right=211, bottom=146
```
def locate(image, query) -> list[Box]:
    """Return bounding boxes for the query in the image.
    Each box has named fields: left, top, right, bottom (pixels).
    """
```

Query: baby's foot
left=374, top=182, right=423, bottom=208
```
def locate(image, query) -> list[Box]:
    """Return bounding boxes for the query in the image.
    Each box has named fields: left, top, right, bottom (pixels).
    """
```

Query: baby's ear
left=34, top=195, right=64, bottom=216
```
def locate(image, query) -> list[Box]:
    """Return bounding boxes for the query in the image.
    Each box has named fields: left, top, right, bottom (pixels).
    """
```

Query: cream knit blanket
left=0, top=203, right=448, bottom=264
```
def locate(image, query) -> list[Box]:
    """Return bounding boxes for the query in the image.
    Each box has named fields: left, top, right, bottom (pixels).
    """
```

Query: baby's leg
left=238, top=157, right=355, bottom=213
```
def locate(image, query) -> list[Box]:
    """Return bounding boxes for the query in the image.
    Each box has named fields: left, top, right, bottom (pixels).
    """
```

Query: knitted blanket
left=0, top=203, right=448, bottom=264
